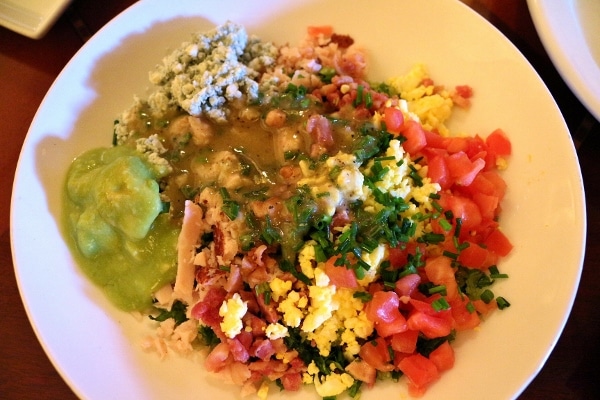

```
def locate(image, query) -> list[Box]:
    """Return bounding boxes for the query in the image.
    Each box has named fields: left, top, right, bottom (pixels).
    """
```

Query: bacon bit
left=346, top=359, right=377, bottom=386
left=330, top=33, right=354, bottom=49
left=229, top=337, right=250, bottom=363
left=224, top=264, right=243, bottom=293
left=205, top=342, right=231, bottom=372
left=333, top=49, right=367, bottom=79
left=239, top=291, right=260, bottom=315
left=227, top=361, right=252, bottom=386
left=251, top=339, right=276, bottom=360
left=191, top=287, right=227, bottom=335
left=257, top=293, right=280, bottom=324
left=235, top=330, right=254, bottom=351
left=279, top=165, right=302, bottom=182
left=242, top=312, right=267, bottom=337
left=280, top=372, right=303, bottom=391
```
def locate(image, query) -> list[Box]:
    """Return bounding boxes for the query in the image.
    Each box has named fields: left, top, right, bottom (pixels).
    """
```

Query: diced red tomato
left=441, top=193, right=482, bottom=236
left=424, top=256, right=459, bottom=301
left=365, top=291, right=407, bottom=337
left=384, top=106, right=404, bottom=133
left=472, top=298, right=498, bottom=315
left=472, top=192, right=499, bottom=220
left=397, top=353, right=440, bottom=390
left=394, top=273, right=422, bottom=298
left=324, top=255, right=358, bottom=288
left=449, top=297, right=480, bottom=331
left=407, top=310, right=453, bottom=339
left=446, top=151, right=485, bottom=186
left=446, top=137, right=469, bottom=154
left=428, top=341, right=455, bottom=372
left=400, top=120, right=427, bottom=154
left=358, top=337, right=394, bottom=371
left=426, top=153, right=451, bottom=189
left=486, top=128, right=512, bottom=156
left=484, top=228, right=513, bottom=257
left=390, top=329, right=419, bottom=354
left=457, top=241, right=497, bottom=270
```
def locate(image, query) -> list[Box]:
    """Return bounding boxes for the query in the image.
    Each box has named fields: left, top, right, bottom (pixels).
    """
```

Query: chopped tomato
left=486, top=128, right=512, bottom=156
left=484, top=228, right=513, bottom=257
left=365, top=291, right=407, bottom=337
left=397, top=353, right=440, bottom=390
left=407, top=310, right=454, bottom=339
left=446, top=151, right=485, bottom=186
left=324, top=255, right=358, bottom=288
left=394, top=273, right=422, bottom=298
left=359, top=337, right=394, bottom=371
left=449, top=297, right=480, bottom=331
left=428, top=341, right=455, bottom=372
left=457, top=241, right=497, bottom=270
left=424, top=256, right=459, bottom=301
left=440, top=193, right=482, bottom=235
left=400, top=120, right=427, bottom=154
left=426, top=153, right=451, bottom=189
left=384, top=106, right=404, bottom=133
left=390, top=329, right=419, bottom=354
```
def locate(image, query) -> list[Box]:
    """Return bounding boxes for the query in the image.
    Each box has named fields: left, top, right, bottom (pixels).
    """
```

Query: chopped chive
left=432, top=297, right=450, bottom=311
left=480, top=289, right=494, bottom=304
left=429, top=285, right=447, bottom=296
left=496, top=296, right=511, bottom=310
left=439, top=219, right=453, bottom=232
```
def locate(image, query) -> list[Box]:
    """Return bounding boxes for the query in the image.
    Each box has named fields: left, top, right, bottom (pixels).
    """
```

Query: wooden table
left=1, top=0, right=598, bottom=398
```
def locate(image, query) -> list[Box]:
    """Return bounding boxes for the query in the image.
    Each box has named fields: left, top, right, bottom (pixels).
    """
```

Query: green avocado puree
left=64, top=146, right=179, bottom=311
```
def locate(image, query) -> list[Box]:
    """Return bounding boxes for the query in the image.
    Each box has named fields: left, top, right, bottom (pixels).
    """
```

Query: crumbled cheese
left=148, top=21, right=277, bottom=122
left=219, top=293, right=247, bottom=338
left=298, top=152, right=366, bottom=216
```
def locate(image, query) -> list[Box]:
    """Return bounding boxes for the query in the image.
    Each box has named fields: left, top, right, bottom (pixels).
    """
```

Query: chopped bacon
left=330, top=33, right=354, bottom=49
left=223, top=264, right=243, bottom=293
left=243, top=313, right=267, bottom=337
left=333, top=49, right=367, bottom=79
left=250, top=339, right=276, bottom=360
left=238, top=291, right=260, bottom=315
left=229, top=337, right=250, bottom=363
left=204, top=342, right=231, bottom=372
left=227, top=361, right=252, bottom=386
left=280, top=372, right=303, bottom=391
left=257, top=293, right=280, bottom=324
left=346, top=359, right=377, bottom=386
left=307, top=114, right=334, bottom=157
left=191, top=287, right=227, bottom=340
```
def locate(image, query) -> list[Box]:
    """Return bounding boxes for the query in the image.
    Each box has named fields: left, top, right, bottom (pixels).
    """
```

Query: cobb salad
left=63, top=22, right=513, bottom=399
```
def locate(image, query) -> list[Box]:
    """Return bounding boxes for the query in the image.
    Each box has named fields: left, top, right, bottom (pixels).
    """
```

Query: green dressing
left=64, top=146, right=179, bottom=311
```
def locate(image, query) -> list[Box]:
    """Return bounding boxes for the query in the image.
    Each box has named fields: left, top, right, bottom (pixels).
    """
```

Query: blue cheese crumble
left=148, top=21, right=278, bottom=122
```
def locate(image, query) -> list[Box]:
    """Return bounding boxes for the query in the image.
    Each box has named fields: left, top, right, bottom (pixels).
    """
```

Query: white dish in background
left=0, top=0, right=71, bottom=39
left=527, top=0, right=600, bottom=121
left=10, top=0, right=585, bottom=399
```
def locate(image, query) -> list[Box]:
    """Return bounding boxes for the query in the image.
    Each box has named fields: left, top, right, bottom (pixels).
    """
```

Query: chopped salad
left=65, top=22, right=513, bottom=399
